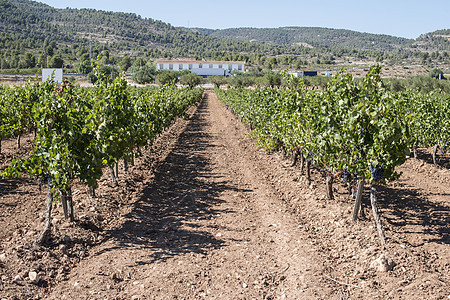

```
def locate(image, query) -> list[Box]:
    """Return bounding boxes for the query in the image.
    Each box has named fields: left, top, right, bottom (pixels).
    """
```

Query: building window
left=199, top=63, right=203, bottom=68
left=228, top=65, right=232, bottom=71
left=179, top=64, right=183, bottom=70
left=159, top=64, right=164, bottom=70
left=209, top=64, right=213, bottom=68
left=189, top=64, right=193, bottom=70
left=169, top=64, right=173, bottom=70
left=218, top=64, right=223, bottom=69
left=238, top=65, right=242, bottom=71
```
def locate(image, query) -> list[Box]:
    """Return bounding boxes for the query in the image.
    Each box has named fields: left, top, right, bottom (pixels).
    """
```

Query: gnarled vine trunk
left=432, top=144, right=438, bottom=165
left=110, top=165, right=118, bottom=186
left=305, top=160, right=311, bottom=186
left=35, top=177, right=53, bottom=246
left=326, top=175, right=334, bottom=200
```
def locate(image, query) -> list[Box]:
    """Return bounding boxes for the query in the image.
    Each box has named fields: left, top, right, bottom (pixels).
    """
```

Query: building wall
left=156, top=61, right=245, bottom=75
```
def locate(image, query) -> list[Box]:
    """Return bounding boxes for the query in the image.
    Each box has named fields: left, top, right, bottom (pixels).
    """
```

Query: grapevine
left=0, top=62, right=203, bottom=244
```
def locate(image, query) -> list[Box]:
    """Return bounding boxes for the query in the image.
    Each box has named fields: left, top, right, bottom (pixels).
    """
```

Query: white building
left=42, top=68, right=63, bottom=83
left=155, top=60, right=245, bottom=76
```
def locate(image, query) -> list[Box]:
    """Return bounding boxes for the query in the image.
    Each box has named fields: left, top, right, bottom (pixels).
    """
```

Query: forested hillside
left=192, top=27, right=415, bottom=51
left=193, top=27, right=450, bottom=52
left=0, top=0, right=449, bottom=74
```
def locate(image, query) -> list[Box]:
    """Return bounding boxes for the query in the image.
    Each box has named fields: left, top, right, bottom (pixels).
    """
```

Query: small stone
left=111, top=270, right=123, bottom=281
left=74, top=281, right=79, bottom=287
left=0, top=253, right=6, bottom=261
left=59, top=244, right=68, bottom=255
left=28, top=271, right=40, bottom=284
left=242, top=282, right=248, bottom=288
left=370, top=254, right=393, bottom=272
left=13, top=275, right=21, bottom=282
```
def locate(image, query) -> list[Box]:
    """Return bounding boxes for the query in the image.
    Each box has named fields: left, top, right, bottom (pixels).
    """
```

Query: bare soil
left=0, top=90, right=448, bottom=299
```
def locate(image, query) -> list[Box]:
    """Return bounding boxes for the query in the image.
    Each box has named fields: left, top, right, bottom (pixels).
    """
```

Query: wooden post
left=370, top=184, right=386, bottom=246
left=17, top=134, right=21, bottom=149
left=115, top=162, right=119, bottom=178
left=299, top=152, right=304, bottom=174
left=67, top=187, right=74, bottom=222
left=306, top=160, right=311, bottom=186
left=123, top=158, right=129, bottom=172
left=61, top=191, right=69, bottom=220
left=352, top=178, right=365, bottom=222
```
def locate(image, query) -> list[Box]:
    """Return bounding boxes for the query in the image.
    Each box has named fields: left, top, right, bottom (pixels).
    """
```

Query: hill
left=191, top=27, right=416, bottom=52
left=1, top=0, right=312, bottom=59
left=1, top=0, right=308, bottom=72
left=0, top=0, right=449, bottom=74
left=415, top=29, right=450, bottom=51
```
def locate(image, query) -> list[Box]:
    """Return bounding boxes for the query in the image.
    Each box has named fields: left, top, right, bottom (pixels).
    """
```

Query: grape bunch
left=360, top=128, right=367, bottom=138
left=343, top=170, right=350, bottom=183
left=440, top=141, right=448, bottom=155
left=370, top=165, right=384, bottom=181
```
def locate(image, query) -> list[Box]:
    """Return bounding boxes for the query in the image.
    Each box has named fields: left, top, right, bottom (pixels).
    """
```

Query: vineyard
left=0, top=63, right=203, bottom=245
left=217, top=65, right=449, bottom=244
left=0, top=66, right=449, bottom=299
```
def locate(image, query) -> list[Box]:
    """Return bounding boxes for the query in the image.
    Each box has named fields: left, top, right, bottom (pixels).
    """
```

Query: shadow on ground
left=376, top=184, right=449, bottom=245
left=415, top=148, right=450, bottom=169
left=0, top=178, right=32, bottom=198
left=97, top=98, right=250, bottom=264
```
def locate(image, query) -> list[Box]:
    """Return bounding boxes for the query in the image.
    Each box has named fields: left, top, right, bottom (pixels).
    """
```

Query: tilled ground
left=0, top=90, right=449, bottom=299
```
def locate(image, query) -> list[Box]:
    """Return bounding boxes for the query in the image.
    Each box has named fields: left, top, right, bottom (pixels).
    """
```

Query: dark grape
left=441, top=141, right=448, bottom=155
left=343, top=170, right=350, bottom=183
left=360, top=128, right=366, bottom=138
left=370, top=165, right=384, bottom=181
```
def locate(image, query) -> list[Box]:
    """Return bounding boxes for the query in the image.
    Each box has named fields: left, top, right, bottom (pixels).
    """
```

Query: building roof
left=155, top=59, right=245, bottom=65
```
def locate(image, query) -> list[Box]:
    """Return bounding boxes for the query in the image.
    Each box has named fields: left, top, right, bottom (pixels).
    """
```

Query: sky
left=37, top=0, right=449, bottom=39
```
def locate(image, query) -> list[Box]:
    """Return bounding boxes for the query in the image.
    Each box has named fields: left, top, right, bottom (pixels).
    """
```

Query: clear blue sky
left=38, top=0, right=449, bottom=39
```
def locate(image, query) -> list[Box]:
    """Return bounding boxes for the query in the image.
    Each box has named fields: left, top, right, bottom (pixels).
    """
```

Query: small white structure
left=156, top=60, right=245, bottom=76
left=42, top=68, right=63, bottom=83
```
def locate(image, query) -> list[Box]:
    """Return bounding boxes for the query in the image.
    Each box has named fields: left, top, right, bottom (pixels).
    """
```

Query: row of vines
left=0, top=63, right=203, bottom=245
left=216, top=65, right=449, bottom=245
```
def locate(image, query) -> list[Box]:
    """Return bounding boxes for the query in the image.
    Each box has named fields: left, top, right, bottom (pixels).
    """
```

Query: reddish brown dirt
left=0, top=90, right=449, bottom=299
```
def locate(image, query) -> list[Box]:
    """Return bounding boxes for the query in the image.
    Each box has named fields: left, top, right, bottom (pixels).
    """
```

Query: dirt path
left=46, top=91, right=330, bottom=299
